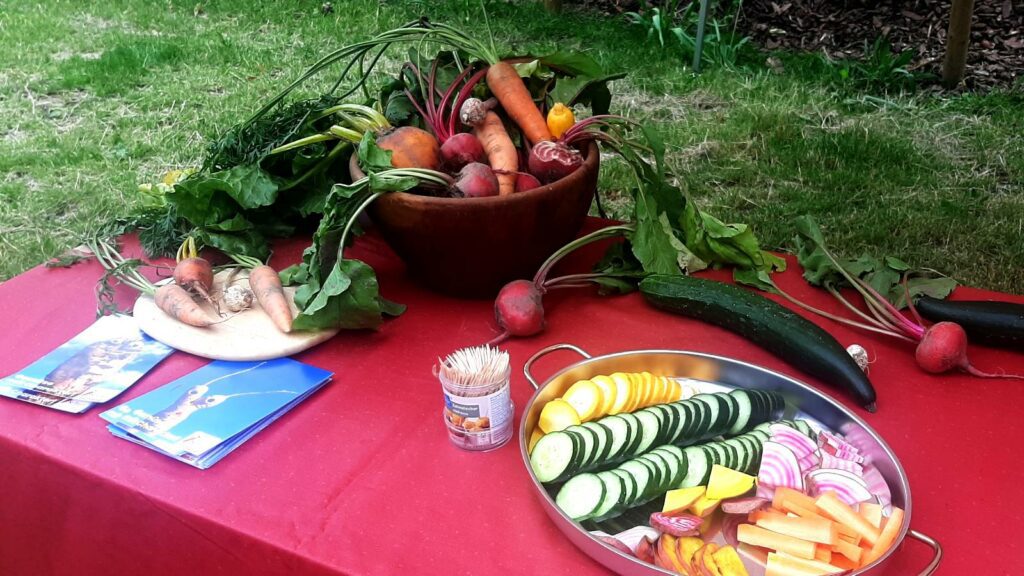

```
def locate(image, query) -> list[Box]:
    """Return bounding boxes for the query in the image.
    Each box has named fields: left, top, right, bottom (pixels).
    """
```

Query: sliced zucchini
left=555, top=473, right=606, bottom=521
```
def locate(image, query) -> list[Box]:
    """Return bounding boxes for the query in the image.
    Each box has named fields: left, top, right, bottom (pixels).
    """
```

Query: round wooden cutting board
left=133, top=270, right=339, bottom=361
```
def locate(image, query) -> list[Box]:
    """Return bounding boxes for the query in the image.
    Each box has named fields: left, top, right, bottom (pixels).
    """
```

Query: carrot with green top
left=90, top=239, right=215, bottom=327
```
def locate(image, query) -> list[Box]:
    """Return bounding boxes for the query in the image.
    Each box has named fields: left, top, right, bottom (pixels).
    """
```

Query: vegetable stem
left=825, top=283, right=901, bottom=332
left=817, top=243, right=925, bottom=339
left=771, top=282, right=916, bottom=343
left=532, top=224, right=634, bottom=287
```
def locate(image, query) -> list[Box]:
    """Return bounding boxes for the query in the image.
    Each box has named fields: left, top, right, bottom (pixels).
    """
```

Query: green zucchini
left=639, top=275, right=877, bottom=411
left=916, top=296, right=1024, bottom=349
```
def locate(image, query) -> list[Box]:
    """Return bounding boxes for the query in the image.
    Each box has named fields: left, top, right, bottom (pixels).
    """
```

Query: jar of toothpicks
left=436, top=345, right=513, bottom=451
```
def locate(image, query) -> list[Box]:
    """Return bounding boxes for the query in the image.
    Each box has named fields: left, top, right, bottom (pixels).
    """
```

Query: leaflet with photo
left=100, top=358, right=332, bottom=469
left=0, top=315, right=174, bottom=411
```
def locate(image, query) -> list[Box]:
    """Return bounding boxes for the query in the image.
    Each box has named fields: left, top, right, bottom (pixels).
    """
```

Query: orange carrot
left=830, top=537, right=863, bottom=564
left=154, top=284, right=215, bottom=327
left=755, top=513, right=839, bottom=546
left=473, top=111, right=518, bottom=196
left=485, top=61, right=552, bottom=145
left=249, top=265, right=293, bottom=333
left=859, top=502, right=884, bottom=529
left=737, top=524, right=817, bottom=560
left=862, top=507, right=904, bottom=566
left=814, top=492, right=881, bottom=546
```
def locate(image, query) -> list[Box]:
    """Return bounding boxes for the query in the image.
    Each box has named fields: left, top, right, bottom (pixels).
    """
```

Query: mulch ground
left=574, top=0, right=1023, bottom=90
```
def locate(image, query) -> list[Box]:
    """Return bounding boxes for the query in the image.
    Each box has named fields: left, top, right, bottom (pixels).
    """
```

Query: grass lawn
left=1, top=0, right=1021, bottom=292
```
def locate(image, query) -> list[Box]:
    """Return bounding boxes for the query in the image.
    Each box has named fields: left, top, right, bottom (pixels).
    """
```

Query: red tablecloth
left=1, top=220, right=1021, bottom=575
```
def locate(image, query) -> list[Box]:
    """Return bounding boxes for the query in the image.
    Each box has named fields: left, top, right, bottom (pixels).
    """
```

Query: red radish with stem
left=779, top=239, right=1024, bottom=379
left=487, top=225, right=634, bottom=345
left=916, top=322, right=1023, bottom=378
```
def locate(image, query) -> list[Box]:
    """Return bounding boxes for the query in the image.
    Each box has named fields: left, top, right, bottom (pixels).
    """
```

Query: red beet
left=451, top=162, right=499, bottom=198
left=494, top=280, right=545, bottom=339
left=916, top=321, right=1024, bottom=379
left=515, top=171, right=542, bottom=193
left=440, top=132, right=486, bottom=172
left=528, top=140, right=583, bottom=183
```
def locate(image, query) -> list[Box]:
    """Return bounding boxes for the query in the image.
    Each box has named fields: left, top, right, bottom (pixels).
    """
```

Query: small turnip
left=451, top=162, right=499, bottom=198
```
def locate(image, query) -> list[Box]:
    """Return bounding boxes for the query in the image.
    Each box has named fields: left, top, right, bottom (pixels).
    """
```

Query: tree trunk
left=942, top=0, right=976, bottom=88
left=543, top=0, right=563, bottom=13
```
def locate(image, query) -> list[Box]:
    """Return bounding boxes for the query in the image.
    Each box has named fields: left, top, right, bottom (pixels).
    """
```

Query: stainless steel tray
left=519, top=344, right=942, bottom=576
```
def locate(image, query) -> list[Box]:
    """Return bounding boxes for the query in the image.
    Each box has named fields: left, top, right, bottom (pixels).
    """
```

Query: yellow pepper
left=546, top=103, right=575, bottom=139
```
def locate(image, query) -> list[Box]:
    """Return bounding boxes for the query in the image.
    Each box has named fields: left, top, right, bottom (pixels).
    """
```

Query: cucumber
left=590, top=472, right=625, bottom=522
left=530, top=432, right=576, bottom=483
left=640, top=275, right=878, bottom=411
left=679, top=446, right=712, bottom=488
left=916, top=296, right=1024, bottom=349
left=555, top=473, right=606, bottom=521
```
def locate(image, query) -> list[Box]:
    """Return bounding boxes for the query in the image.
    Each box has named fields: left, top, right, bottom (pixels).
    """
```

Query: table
left=1, top=220, right=1021, bottom=575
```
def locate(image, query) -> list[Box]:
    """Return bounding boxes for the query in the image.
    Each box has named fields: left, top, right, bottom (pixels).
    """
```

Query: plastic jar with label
left=438, top=363, right=514, bottom=451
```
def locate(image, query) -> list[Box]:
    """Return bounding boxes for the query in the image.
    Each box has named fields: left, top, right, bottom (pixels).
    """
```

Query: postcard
left=100, top=358, right=332, bottom=468
left=0, top=315, right=174, bottom=409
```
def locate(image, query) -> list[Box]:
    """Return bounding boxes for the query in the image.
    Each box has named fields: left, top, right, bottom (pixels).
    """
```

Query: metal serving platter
left=520, top=344, right=942, bottom=576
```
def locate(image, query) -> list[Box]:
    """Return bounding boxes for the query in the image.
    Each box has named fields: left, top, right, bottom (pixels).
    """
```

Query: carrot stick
left=154, top=284, right=215, bottom=327
left=485, top=61, right=552, bottom=145
left=861, top=507, right=904, bottom=566
left=473, top=110, right=518, bottom=196
left=248, top=265, right=293, bottom=333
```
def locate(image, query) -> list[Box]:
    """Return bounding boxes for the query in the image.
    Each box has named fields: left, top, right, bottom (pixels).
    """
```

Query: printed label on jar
left=443, top=385, right=511, bottom=434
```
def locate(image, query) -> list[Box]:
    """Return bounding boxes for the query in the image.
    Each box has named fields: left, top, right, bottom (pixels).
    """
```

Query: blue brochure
left=99, top=358, right=332, bottom=469
left=0, top=315, right=174, bottom=413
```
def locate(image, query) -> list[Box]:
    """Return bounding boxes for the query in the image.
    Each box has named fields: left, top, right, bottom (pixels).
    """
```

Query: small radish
left=916, top=322, right=1024, bottom=379
left=400, top=61, right=490, bottom=172
left=492, top=280, right=545, bottom=342
left=451, top=162, right=499, bottom=198
left=774, top=240, right=1024, bottom=381
left=484, top=225, right=635, bottom=345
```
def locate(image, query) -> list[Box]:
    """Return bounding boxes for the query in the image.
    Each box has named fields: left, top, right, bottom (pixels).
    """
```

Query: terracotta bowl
left=350, top=142, right=599, bottom=298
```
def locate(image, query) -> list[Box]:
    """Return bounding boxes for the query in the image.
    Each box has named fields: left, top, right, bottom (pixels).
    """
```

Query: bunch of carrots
left=90, top=238, right=294, bottom=333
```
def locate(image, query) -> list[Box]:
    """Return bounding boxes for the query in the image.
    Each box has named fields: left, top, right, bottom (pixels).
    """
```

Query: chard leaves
left=597, top=124, right=782, bottom=288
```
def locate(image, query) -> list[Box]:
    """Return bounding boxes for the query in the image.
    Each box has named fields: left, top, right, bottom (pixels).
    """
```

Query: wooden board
left=133, top=270, right=338, bottom=361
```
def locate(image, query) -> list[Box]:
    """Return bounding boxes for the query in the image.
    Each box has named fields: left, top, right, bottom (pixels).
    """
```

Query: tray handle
left=523, top=344, right=591, bottom=390
left=906, top=529, right=943, bottom=576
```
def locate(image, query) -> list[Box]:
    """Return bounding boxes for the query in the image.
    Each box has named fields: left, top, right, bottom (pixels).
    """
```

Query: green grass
left=0, top=0, right=1021, bottom=292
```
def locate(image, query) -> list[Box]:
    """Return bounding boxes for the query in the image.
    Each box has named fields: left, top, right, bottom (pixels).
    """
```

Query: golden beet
left=376, top=126, right=441, bottom=171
